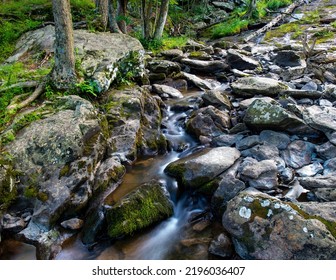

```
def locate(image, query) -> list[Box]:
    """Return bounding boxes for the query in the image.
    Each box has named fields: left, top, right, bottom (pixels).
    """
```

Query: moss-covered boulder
left=0, top=157, right=17, bottom=209
left=222, top=188, right=336, bottom=259
left=106, top=181, right=173, bottom=239
left=165, top=147, right=240, bottom=194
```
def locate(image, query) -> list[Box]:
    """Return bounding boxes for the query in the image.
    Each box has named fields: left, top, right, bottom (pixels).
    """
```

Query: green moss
left=0, top=160, right=18, bottom=209
left=265, top=22, right=303, bottom=40
left=211, top=18, right=249, bottom=39
left=23, top=185, right=38, bottom=198
left=59, top=163, right=71, bottom=178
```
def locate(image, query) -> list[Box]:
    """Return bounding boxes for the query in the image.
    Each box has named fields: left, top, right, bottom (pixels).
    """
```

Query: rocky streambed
left=1, top=0, right=336, bottom=260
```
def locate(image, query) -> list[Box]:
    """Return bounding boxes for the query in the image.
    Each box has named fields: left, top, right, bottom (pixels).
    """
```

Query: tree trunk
left=51, top=0, right=76, bottom=90
left=108, top=0, right=122, bottom=33
left=96, top=0, right=109, bottom=31
left=154, top=0, right=169, bottom=40
left=117, top=0, right=128, bottom=34
left=141, top=0, right=153, bottom=39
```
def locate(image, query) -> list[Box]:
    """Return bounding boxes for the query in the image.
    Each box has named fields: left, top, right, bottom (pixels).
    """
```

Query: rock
left=0, top=159, right=17, bottom=209
left=201, top=89, right=232, bottom=110
left=297, top=202, right=336, bottom=222
left=236, top=135, right=260, bottom=150
left=180, top=58, right=229, bottom=73
left=211, top=134, right=244, bottom=147
left=239, top=158, right=279, bottom=190
left=226, top=49, right=261, bottom=70
left=60, top=218, right=84, bottom=230
left=160, top=49, right=184, bottom=59
left=165, top=147, right=240, bottom=192
left=186, top=106, right=231, bottom=138
left=282, top=140, right=315, bottom=169
left=240, top=144, right=280, bottom=161
left=231, top=76, right=288, bottom=97
left=161, top=78, right=188, bottom=92
left=81, top=206, right=105, bottom=245
left=259, top=130, right=290, bottom=150
left=239, top=96, right=277, bottom=110
left=302, top=81, right=318, bottom=91
left=181, top=72, right=216, bottom=90
left=243, top=99, right=317, bottom=136
left=273, top=50, right=306, bottom=67
left=299, top=175, right=336, bottom=189
left=212, top=1, right=235, bottom=11
left=1, top=214, right=26, bottom=233
left=105, top=181, right=173, bottom=239
left=312, top=189, right=336, bottom=202
left=208, top=233, right=234, bottom=258
left=303, top=106, right=336, bottom=144
left=222, top=188, right=336, bottom=259
left=7, top=25, right=144, bottom=92
left=147, top=60, right=181, bottom=75
left=323, top=158, right=336, bottom=175
left=296, top=162, right=323, bottom=177
left=279, top=89, right=323, bottom=100
left=187, top=51, right=212, bottom=61
left=284, top=179, right=308, bottom=201
left=152, top=84, right=183, bottom=99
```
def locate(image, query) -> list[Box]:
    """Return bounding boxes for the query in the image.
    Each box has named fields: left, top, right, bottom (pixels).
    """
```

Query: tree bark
left=108, top=0, right=122, bottom=33
left=154, top=0, right=169, bottom=40
left=117, top=0, right=128, bottom=34
left=51, top=0, right=76, bottom=89
left=96, top=0, right=109, bottom=31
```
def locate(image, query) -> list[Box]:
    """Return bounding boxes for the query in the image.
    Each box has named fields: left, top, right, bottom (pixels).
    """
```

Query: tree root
left=0, top=81, right=38, bottom=93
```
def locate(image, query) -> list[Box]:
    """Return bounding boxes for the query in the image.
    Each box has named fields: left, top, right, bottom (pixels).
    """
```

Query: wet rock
left=273, top=50, right=305, bottom=67
left=259, top=130, right=290, bottom=150
left=296, top=162, right=323, bottom=177
left=299, top=175, right=336, bottom=189
left=236, top=135, right=260, bottom=150
left=165, top=147, right=240, bottom=192
left=282, top=140, right=315, bottom=169
left=201, top=89, right=232, bottom=110
left=60, top=218, right=84, bottom=230
left=152, top=84, right=183, bottom=99
left=161, top=78, right=188, bottom=92
left=231, top=76, right=288, bottom=97
left=81, top=206, right=105, bottom=245
left=106, top=181, right=173, bottom=239
left=208, top=233, right=234, bottom=258
left=181, top=72, right=215, bottom=90
left=186, top=106, right=231, bottom=138
left=180, top=58, right=229, bottom=73
left=227, top=49, right=261, bottom=70
left=244, top=99, right=316, bottom=136
left=239, top=158, right=278, bottom=190
left=222, top=188, right=336, bottom=259
left=147, top=60, right=181, bottom=75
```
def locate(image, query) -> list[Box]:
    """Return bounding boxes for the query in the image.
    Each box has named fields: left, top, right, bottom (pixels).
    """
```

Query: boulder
left=165, top=147, right=240, bottom=192
left=312, top=189, right=336, bottom=202
left=186, top=106, right=231, bottom=138
left=159, top=49, right=184, bottom=60
left=239, top=97, right=277, bottom=110
left=282, top=140, right=315, bottom=169
left=212, top=1, right=235, bottom=11
left=106, top=181, right=173, bottom=239
left=236, top=135, right=260, bottom=150
left=273, top=50, right=306, bottom=67
left=180, top=58, right=229, bottom=73
left=240, top=144, right=280, bottom=161
left=226, top=49, right=261, bottom=70
left=7, top=25, right=144, bottom=92
left=259, top=130, right=290, bottom=150
left=243, top=99, right=317, bottom=136
left=299, top=175, right=336, bottom=189
left=181, top=72, right=216, bottom=90
left=147, top=60, right=181, bottom=75
left=222, top=188, right=336, bottom=259
left=323, top=158, right=336, bottom=175
left=187, top=51, right=212, bottom=61
left=152, top=84, right=183, bottom=99
left=60, top=218, right=84, bottom=230
left=201, top=89, right=232, bottom=110
left=296, top=162, right=323, bottom=177
left=231, top=76, right=288, bottom=97
left=208, top=233, right=234, bottom=258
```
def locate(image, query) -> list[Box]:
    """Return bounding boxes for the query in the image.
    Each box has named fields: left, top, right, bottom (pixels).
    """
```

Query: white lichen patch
left=274, top=202, right=281, bottom=209
left=239, top=206, right=252, bottom=219
left=310, top=234, right=314, bottom=238
left=267, top=209, right=273, bottom=217
left=260, top=199, right=271, bottom=207
left=244, top=196, right=254, bottom=203
left=303, top=227, right=308, bottom=233
left=289, top=215, right=294, bottom=220
left=280, top=204, right=292, bottom=212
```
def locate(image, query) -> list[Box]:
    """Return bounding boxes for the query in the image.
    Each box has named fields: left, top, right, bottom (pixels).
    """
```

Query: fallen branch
left=7, top=82, right=46, bottom=111
left=0, top=81, right=38, bottom=93
left=244, top=0, right=304, bottom=42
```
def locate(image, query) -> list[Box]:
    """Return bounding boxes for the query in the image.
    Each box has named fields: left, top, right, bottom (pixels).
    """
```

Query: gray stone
left=105, top=181, right=173, bottom=239
left=188, top=51, right=212, bottom=61
left=231, top=76, right=288, bottom=97
left=323, top=158, right=336, bottom=175
left=152, top=84, right=183, bottom=99
left=297, top=202, right=336, bottom=222
left=147, top=60, right=181, bottom=75
left=208, top=233, right=234, bottom=258
left=186, top=106, right=231, bottom=138
left=239, top=97, right=277, bottom=110
left=160, top=49, right=184, bottom=59
left=296, top=162, right=323, bottom=177
left=301, top=81, right=318, bottom=91
left=222, top=188, right=336, bottom=259
left=2, top=214, right=26, bottom=233
left=181, top=58, right=229, bottom=73
left=244, top=99, right=317, bottom=136
left=259, top=130, right=290, bottom=150
left=181, top=72, right=215, bottom=90
left=212, top=1, right=235, bottom=11
left=282, top=140, right=315, bottom=169
left=236, top=135, right=260, bottom=150
left=165, top=147, right=240, bottom=191
left=299, top=175, right=336, bottom=189
left=201, top=89, right=232, bottom=110
left=316, top=142, right=336, bottom=160
left=313, top=189, right=336, bottom=202
left=240, top=144, right=279, bottom=161
left=227, top=49, right=261, bottom=70
left=211, top=134, right=244, bottom=147
left=60, top=218, right=84, bottom=230
left=273, top=50, right=306, bottom=67
left=279, top=89, right=323, bottom=100
left=284, top=179, right=308, bottom=201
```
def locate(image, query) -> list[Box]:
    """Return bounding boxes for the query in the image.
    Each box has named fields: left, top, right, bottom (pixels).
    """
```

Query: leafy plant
left=74, top=81, right=99, bottom=97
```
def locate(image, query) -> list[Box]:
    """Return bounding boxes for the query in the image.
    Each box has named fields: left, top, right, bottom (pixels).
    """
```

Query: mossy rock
left=0, top=156, right=17, bottom=209
left=106, top=180, right=173, bottom=239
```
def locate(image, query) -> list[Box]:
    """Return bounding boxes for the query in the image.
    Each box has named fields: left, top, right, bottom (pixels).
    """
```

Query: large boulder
left=165, top=147, right=240, bottom=193
left=222, top=188, right=336, bottom=259
left=105, top=181, right=173, bottom=239
left=6, top=25, right=144, bottom=92
left=231, top=76, right=288, bottom=97
left=201, top=89, right=232, bottom=110
left=243, top=99, right=318, bottom=136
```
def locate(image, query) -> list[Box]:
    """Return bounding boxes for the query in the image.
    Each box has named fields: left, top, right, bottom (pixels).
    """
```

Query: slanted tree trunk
left=108, top=0, right=122, bottom=33
left=153, top=0, right=169, bottom=40
left=51, top=0, right=76, bottom=90
left=96, top=0, right=109, bottom=31
left=117, top=0, right=128, bottom=34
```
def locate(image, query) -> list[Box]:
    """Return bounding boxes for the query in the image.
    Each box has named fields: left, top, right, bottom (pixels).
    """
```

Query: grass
left=211, top=18, right=249, bottom=38
left=264, top=22, right=303, bottom=40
